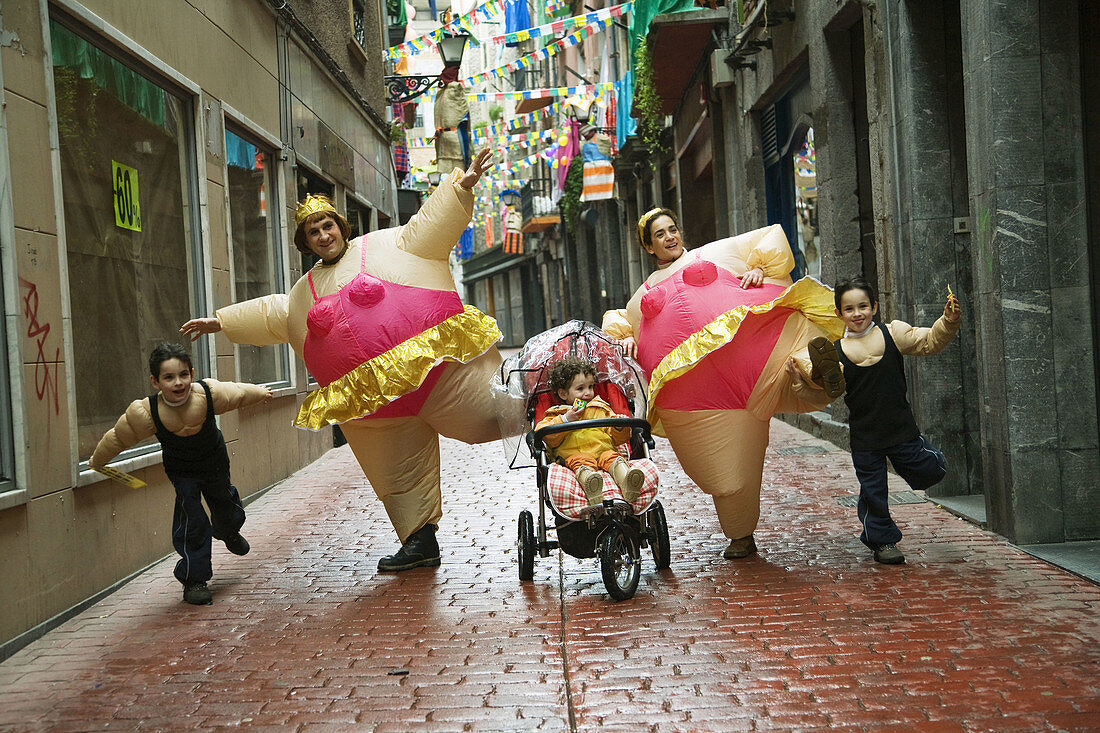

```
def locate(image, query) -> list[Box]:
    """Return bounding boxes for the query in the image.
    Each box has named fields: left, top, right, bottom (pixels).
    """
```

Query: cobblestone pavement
left=2, top=421, right=1098, bottom=731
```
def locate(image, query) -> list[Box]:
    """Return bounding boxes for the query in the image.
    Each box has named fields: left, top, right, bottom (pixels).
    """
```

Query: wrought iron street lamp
left=426, top=170, right=442, bottom=186
left=385, top=32, right=471, bottom=104
left=500, top=189, right=520, bottom=207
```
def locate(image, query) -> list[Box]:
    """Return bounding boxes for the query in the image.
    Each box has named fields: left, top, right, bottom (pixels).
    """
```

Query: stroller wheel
left=517, top=510, right=536, bottom=581
left=647, top=500, right=671, bottom=570
left=599, top=525, right=641, bottom=601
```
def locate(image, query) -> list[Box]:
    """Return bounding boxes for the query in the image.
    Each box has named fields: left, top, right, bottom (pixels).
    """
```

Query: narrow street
left=1, top=420, right=1097, bottom=731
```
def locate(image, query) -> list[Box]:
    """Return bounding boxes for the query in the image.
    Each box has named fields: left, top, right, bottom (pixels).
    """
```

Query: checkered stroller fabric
left=546, top=457, right=659, bottom=521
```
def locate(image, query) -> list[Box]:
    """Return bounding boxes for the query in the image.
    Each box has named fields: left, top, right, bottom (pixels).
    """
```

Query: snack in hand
left=572, top=398, right=588, bottom=411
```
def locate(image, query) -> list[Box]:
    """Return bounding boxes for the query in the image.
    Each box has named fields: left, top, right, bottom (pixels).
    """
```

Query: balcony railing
left=520, top=174, right=557, bottom=229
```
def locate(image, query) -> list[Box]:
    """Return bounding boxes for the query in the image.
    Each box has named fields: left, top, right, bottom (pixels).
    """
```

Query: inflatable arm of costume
left=207, top=379, right=273, bottom=414
left=696, top=224, right=795, bottom=285
left=601, top=308, right=633, bottom=340
left=216, top=293, right=291, bottom=346
left=889, top=316, right=960, bottom=357
left=397, top=169, right=475, bottom=261
left=89, top=400, right=155, bottom=469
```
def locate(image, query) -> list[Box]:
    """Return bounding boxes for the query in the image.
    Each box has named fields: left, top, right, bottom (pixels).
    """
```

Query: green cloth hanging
left=50, top=20, right=166, bottom=128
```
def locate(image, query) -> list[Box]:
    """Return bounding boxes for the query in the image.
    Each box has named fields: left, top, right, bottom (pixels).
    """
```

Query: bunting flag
left=384, top=0, right=503, bottom=61
left=489, top=2, right=631, bottom=45
left=454, top=20, right=607, bottom=88
left=408, top=127, right=558, bottom=150
left=469, top=80, right=619, bottom=102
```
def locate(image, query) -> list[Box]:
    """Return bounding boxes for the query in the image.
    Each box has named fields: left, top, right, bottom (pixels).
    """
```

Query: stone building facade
left=0, top=0, right=395, bottom=653
left=614, top=0, right=1098, bottom=546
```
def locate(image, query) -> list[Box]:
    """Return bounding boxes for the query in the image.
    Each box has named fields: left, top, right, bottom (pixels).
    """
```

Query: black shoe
left=808, top=336, right=846, bottom=399
left=872, top=543, right=905, bottom=564
left=224, top=534, right=250, bottom=556
left=722, top=534, right=757, bottom=559
left=377, top=524, right=441, bottom=572
left=183, top=581, right=213, bottom=605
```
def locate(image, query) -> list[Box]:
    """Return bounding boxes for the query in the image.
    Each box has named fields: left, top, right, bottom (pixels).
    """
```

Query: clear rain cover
left=491, top=320, right=648, bottom=469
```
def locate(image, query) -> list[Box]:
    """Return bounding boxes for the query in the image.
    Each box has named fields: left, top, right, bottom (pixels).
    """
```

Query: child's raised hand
left=563, top=405, right=581, bottom=422
left=944, top=292, right=961, bottom=323
left=262, top=386, right=273, bottom=404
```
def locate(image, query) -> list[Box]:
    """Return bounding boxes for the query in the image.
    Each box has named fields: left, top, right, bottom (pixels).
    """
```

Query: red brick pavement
left=1, top=421, right=1098, bottom=731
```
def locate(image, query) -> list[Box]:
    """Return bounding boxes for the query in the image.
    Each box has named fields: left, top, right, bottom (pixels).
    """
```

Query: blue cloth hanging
left=503, top=0, right=532, bottom=47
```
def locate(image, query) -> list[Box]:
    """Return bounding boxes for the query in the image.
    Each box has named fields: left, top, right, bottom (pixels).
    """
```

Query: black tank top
left=149, top=380, right=229, bottom=478
left=835, top=323, right=920, bottom=451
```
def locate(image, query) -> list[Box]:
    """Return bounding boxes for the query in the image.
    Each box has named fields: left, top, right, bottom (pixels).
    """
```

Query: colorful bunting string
left=385, top=0, right=503, bottom=61
left=488, top=2, right=631, bottom=45
left=468, top=80, right=619, bottom=102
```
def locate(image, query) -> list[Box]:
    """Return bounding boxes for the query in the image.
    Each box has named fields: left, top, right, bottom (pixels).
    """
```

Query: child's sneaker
left=609, top=458, right=645, bottom=502
left=224, top=533, right=250, bottom=556
left=808, top=336, right=846, bottom=398
left=183, top=581, right=213, bottom=605
left=574, top=466, right=604, bottom=505
left=871, top=543, right=905, bottom=564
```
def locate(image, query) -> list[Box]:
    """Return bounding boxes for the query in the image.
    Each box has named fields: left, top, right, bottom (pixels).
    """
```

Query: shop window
left=52, top=19, right=204, bottom=462
left=346, top=196, right=372, bottom=239
left=225, top=126, right=289, bottom=387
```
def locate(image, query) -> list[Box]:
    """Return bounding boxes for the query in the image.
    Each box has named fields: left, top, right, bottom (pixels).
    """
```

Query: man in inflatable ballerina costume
left=181, top=149, right=501, bottom=572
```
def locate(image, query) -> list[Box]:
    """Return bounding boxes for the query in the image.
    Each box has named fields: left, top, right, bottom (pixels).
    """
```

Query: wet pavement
left=1, top=420, right=1098, bottom=731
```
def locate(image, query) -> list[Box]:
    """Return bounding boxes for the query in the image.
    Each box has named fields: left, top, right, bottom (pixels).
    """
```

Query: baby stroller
left=492, top=321, right=671, bottom=600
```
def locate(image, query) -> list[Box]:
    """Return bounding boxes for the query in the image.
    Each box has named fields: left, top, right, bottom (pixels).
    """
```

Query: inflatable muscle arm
left=396, top=170, right=475, bottom=261
left=207, top=379, right=272, bottom=414
left=89, top=400, right=155, bottom=470
left=888, top=315, right=960, bottom=357
left=216, top=294, right=291, bottom=346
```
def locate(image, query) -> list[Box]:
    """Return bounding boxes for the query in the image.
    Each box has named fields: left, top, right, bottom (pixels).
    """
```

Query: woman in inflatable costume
left=602, top=207, right=845, bottom=559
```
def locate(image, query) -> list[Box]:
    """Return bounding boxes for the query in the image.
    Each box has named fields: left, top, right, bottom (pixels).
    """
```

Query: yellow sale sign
left=112, top=160, right=142, bottom=232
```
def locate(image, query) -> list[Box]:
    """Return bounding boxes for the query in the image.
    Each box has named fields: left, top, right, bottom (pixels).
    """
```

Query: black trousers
left=169, top=471, right=245, bottom=584
left=851, top=435, right=946, bottom=547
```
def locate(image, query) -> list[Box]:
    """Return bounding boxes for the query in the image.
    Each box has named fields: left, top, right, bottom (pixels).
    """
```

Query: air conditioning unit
left=711, top=49, right=735, bottom=88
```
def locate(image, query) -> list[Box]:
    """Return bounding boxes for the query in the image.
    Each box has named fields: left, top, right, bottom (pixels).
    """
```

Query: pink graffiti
left=18, top=277, right=60, bottom=415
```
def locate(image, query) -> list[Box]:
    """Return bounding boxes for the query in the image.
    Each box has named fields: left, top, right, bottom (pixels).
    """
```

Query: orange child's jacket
left=535, top=396, right=631, bottom=468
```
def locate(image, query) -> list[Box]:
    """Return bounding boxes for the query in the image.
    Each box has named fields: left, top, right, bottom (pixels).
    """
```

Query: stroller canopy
left=491, top=320, right=648, bottom=468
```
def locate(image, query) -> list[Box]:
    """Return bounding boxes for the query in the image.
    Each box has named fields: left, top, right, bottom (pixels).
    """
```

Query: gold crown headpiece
left=637, top=206, right=672, bottom=245
left=295, top=194, right=337, bottom=226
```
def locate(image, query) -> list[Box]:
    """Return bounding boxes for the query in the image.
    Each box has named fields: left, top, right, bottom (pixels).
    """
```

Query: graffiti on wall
left=18, top=277, right=60, bottom=415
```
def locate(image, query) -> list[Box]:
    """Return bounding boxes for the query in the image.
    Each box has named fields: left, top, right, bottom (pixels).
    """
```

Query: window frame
left=48, top=4, right=210, bottom=486
left=222, top=107, right=294, bottom=395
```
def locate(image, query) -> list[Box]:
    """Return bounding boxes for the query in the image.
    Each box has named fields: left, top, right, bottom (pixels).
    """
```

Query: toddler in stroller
left=492, top=321, right=671, bottom=600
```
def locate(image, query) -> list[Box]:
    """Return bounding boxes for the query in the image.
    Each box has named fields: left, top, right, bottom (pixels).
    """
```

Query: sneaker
left=808, top=336, right=846, bottom=399
left=183, top=581, right=213, bottom=605
left=722, top=535, right=758, bottom=559
left=224, top=534, right=250, bottom=556
left=377, top=524, right=442, bottom=572
left=872, top=543, right=905, bottom=565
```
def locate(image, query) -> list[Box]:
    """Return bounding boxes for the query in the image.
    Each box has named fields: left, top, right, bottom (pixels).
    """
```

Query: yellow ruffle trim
left=295, top=305, right=501, bottom=430
left=646, top=277, right=844, bottom=420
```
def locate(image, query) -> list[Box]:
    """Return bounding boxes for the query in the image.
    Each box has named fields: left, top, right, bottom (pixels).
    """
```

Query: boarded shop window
left=225, top=127, right=289, bottom=387
left=52, top=19, right=203, bottom=462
